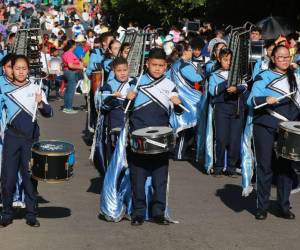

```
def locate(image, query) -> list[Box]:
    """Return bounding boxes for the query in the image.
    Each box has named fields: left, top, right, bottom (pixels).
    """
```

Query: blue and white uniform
left=247, top=70, right=300, bottom=213
left=85, top=48, right=105, bottom=76
left=127, top=73, right=181, bottom=218
left=101, top=77, right=131, bottom=129
left=204, top=59, right=217, bottom=77
left=209, top=69, right=247, bottom=173
left=0, top=79, right=53, bottom=222
left=252, top=57, right=270, bottom=80
left=102, top=57, right=114, bottom=82
left=171, top=58, right=204, bottom=160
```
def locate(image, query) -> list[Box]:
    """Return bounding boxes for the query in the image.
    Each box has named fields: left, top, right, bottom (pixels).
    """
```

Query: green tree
left=102, top=0, right=206, bottom=27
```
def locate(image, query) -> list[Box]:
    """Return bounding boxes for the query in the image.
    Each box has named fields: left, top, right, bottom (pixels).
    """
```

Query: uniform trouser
left=129, top=152, right=169, bottom=218
left=89, top=89, right=97, bottom=130
left=174, top=128, right=194, bottom=160
left=253, top=124, right=296, bottom=212
left=1, top=133, right=37, bottom=220
left=214, top=107, right=243, bottom=171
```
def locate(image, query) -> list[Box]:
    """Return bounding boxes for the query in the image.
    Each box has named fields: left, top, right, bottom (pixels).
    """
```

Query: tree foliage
left=102, top=0, right=206, bottom=27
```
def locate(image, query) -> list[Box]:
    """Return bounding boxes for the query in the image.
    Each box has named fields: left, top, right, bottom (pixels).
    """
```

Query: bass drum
left=31, top=140, right=75, bottom=183
left=276, top=121, right=300, bottom=161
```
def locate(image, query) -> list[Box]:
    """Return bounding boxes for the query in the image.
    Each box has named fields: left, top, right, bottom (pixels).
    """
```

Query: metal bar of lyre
left=227, top=25, right=251, bottom=87
left=12, top=17, right=45, bottom=79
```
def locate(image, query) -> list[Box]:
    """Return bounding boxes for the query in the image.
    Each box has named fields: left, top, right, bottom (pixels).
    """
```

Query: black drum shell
left=277, top=124, right=300, bottom=161
left=31, top=140, right=75, bottom=183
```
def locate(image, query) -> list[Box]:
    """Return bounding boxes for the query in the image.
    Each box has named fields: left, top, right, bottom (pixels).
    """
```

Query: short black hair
left=1, top=53, right=15, bottom=67
left=100, top=32, right=114, bottom=43
left=190, top=37, right=205, bottom=50
left=112, top=57, right=128, bottom=68
left=251, top=26, right=262, bottom=34
left=148, top=48, right=166, bottom=60
left=264, top=39, right=276, bottom=49
left=94, top=37, right=101, bottom=44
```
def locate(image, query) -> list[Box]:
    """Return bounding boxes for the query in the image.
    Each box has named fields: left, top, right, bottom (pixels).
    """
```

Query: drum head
left=111, top=127, right=121, bottom=133
left=132, top=127, right=173, bottom=138
left=280, top=121, right=300, bottom=135
left=32, top=140, right=75, bottom=156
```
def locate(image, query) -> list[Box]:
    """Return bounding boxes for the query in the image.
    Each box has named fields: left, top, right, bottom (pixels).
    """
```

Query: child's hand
left=266, top=96, right=279, bottom=105
left=227, top=86, right=237, bottom=94
left=114, top=91, right=122, bottom=98
left=36, top=93, right=43, bottom=108
left=127, top=91, right=137, bottom=100
left=170, top=96, right=182, bottom=105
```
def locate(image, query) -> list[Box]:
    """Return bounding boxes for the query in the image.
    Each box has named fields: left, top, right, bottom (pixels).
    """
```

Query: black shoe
left=213, top=170, right=223, bottom=178
left=0, top=217, right=13, bottom=227
left=153, top=216, right=170, bottom=225
left=131, top=216, right=144, bottom=226
left=278, top=210, right=295, bottom=220
left=225, top=170, right=238, bottom=178
left=255, top=209, right=267, bottom=220
left=26, top=218, right=40, bottom=227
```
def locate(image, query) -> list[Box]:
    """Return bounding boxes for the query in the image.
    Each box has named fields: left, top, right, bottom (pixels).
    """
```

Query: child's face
left=121, top=46, right=130, bottom=59
left=3, top=61, right=13, bottom=81
left=13, top=59, right=29, bottom=84
left=219, top=54, right=231, bottom=70
left=192, top=48, right=201, bottom=57
left=266, top=45, right=275, bottom=58
left=147, top=58, right=167, bottom=79
left=110, top=42, right=121, bottom=57
left=114, top=64, right=129, bottom=82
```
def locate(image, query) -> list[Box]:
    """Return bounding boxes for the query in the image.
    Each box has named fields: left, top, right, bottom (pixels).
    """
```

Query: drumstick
left=145, top=138, right=167, bottom=148
left=254, top=91, right=296, bottom=110
left=159, top=90, right=190, bottom=113
left=124, top=70, right=144, bottom=114
left=178, top=104, right=190, bottom=113
left=32, top=79, right=43, bottom=122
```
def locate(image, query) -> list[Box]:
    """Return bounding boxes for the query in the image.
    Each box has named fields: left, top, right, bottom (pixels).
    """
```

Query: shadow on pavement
left=37, top=207, right=71, bottom=218
left=11, top=206, right=71, bottom=219
left=87, top=177, right=103, bottom=195
left=215, top=184, right=257, bottom=215
left=37, top=195, right=50, bottom=204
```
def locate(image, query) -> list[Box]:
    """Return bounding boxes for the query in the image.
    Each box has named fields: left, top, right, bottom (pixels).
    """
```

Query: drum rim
left=131, top=126, right=174, bottom=138
left=31, top=175, right=73, bottom=183
left=32, top=140, right=75, bottom=156
left=279, top=122, right=300, bottom=135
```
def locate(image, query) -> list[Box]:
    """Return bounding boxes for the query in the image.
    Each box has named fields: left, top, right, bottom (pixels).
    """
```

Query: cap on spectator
left=75, top=34, right=86, bottom=42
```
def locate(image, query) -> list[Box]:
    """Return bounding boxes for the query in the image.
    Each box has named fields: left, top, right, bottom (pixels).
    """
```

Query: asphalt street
left=0, top=95, right=300, bottom=250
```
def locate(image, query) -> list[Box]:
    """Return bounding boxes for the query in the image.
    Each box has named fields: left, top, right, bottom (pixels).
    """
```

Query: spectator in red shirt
left=62, top=40, right=84, bottom=114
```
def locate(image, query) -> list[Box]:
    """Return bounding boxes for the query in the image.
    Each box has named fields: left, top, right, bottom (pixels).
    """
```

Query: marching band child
left=209, top=48, right=247, bottom=176
left=102, top=39, right=121, bottom=82
left=100, top=57, right=131, bottom=159
left=247, top=45, right=300, bottom=220
left=252, top=40, right=276, bottom=79
left=205, top=41, right=227, bottom=77
left=0, top=55, right=53, bottom=227
left=171, top=42, right=204, bottom=160
left=126, top=48, right=183, bottom=226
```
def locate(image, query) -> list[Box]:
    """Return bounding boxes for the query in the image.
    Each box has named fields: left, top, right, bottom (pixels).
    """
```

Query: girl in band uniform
left=247, top=45, right=300, bottom=220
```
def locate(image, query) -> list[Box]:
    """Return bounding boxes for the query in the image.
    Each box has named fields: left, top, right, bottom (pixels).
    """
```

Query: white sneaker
left=63, top=108, right=78, bottom=114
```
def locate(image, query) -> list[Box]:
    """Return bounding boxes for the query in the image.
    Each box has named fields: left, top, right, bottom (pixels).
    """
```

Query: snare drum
left=91, top=71, right=103, bottom=94
left=130, top=127, right=175, bottom=154
left=30, top=140, right=75, bottom=183
left=276, top=121, right=300, bottom=161
left=110, top=127, right=121, bottom=147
